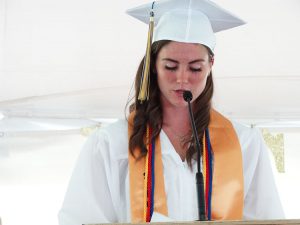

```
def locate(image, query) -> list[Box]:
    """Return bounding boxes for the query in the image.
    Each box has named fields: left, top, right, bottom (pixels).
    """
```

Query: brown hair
left=128, top=40, right=214, bottom=167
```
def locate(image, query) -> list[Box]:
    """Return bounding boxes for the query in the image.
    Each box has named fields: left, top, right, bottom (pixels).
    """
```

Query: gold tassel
left=138, top=10, right=154, bottom=102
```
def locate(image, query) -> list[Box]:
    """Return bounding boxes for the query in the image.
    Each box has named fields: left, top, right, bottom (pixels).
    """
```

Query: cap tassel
left=138, top=9, right=155, bottom=103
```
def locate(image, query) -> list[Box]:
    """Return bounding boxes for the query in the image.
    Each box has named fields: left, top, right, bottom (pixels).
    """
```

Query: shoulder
left=212, top=109, right=264, bottom=155
left=231, top=120, right=263, bottom=145
left=96, top=119, right=128, bottom=137
left=230, top=119, right=266, bottom=164
left=85, top=119, right=129, bottom=160
left=231, top=120, right=257, bottom=141
left=211, top=109, right=258, bottom=142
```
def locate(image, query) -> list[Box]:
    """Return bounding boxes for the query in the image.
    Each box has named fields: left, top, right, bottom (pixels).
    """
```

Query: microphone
left=183, top=90, right=192, bottom=102
left=183, top=90, right=206, bottom=221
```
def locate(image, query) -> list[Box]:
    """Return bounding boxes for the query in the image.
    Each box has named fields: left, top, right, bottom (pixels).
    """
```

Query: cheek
left=192, top=73, right=207, bottom=85
left=192, top=73, right=209, bottom=94
left=157, top=70, right=175, bottom=85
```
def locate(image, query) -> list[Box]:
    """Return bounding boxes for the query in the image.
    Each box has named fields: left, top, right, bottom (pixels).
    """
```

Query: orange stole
left=128, top=114, right=168, bottom=223
left=128, top=110, right=244, bottom=222
left=209, top=109, right=244, bottom=220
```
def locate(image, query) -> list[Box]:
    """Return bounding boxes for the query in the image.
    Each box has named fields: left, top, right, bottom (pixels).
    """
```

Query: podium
left=85, top=220, right=300, bottom=225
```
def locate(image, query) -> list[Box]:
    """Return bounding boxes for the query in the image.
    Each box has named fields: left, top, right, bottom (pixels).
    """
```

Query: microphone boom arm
left=183, top=91, right=207, bottom=221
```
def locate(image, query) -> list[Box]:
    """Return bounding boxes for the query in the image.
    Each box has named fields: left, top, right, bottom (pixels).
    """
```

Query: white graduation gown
left=58, top=119, right=284, bottom=225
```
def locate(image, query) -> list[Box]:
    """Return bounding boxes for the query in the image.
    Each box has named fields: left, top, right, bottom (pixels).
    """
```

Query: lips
left=175, top=89, right=184, bottom=93
left=174, top=89, right=188, bottom=98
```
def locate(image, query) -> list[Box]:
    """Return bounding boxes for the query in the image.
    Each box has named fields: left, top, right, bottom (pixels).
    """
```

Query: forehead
left=157, top=41, right=210, bottom=61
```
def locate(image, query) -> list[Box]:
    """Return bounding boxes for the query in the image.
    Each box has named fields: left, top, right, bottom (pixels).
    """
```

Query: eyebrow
left=162, top=58, right=205, bottom=64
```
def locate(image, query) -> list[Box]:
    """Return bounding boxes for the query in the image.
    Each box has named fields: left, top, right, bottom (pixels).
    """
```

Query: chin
left=171, top=99, right=189, bottom=108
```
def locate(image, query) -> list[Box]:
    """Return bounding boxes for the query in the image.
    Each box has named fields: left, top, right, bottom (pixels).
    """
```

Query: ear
left=210, top=57, right=214, bottom=66
left=207, top=57, right=214, bottom=76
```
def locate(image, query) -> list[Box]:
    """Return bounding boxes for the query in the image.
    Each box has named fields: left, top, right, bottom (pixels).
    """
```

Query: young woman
left=58, top=0, right=284, bottom=224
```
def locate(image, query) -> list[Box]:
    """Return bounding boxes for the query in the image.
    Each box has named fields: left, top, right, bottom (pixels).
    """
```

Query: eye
left=165, top=65, right=177, bottom=71
left=190, top=67, right=202, bottom=72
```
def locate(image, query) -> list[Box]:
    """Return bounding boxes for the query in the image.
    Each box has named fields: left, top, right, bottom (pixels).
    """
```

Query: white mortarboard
left=127, top=0, right=245, bottom=52
left=126, top=0, right=245, bottom=102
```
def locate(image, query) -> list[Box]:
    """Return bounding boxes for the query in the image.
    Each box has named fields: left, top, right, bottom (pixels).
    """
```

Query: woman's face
left=155, top=41, right=213, bottom=108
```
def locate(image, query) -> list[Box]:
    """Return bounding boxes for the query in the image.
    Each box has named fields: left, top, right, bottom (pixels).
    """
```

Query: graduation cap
left=126, top=0, right=246, bottom=102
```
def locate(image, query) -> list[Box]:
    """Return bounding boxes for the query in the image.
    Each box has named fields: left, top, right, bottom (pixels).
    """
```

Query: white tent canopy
left=0, top=0, right=300, bottom=131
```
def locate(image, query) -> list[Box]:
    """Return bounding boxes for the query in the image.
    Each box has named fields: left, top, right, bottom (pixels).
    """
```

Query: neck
left=162, top=105, right=190, bottom=130
left=161, top=102, right=192, bottom=161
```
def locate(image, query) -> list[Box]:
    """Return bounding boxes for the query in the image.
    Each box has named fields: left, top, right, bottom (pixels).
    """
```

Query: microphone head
left=183, top=90, right=193, bottom=102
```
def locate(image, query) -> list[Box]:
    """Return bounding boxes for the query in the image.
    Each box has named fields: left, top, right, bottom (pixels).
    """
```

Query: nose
left=176, top=68, right=188, bottom=84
